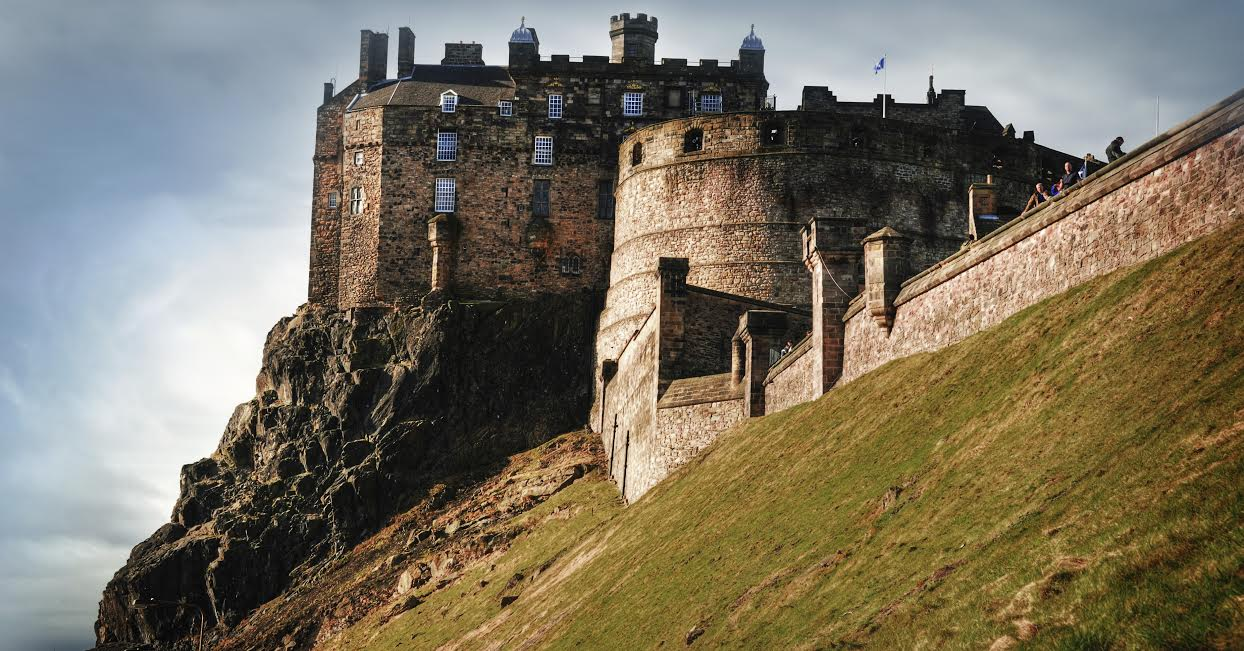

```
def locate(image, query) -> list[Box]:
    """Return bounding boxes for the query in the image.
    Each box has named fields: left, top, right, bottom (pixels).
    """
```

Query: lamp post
left=130, top=596, right=205, bottom=651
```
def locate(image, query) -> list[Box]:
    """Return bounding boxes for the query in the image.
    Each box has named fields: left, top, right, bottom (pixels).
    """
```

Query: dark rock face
left=94, top=293, right=598, bottom=649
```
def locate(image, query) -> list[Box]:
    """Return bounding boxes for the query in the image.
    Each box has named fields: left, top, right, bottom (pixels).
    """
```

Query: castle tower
left=738, top=24, right=765, bottom=75
left=609, top=13, right=658, bottom=64
left=508, top=17, right=540, bottom=68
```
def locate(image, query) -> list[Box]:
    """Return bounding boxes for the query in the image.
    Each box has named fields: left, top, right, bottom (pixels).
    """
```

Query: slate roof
left=350, top=65, right=517, bottom=111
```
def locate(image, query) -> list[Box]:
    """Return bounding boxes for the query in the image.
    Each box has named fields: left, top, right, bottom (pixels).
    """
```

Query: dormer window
left=440, top=90, right=458, bottom=113
left=548, top=94, right=563, bottom=119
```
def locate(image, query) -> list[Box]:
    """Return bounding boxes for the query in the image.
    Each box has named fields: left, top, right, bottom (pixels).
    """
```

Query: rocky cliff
left=94, top=292, right=599, bottom=649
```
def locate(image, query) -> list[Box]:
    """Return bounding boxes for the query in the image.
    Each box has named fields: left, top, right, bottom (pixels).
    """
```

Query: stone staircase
left=657, top=372, right=742, bottom=408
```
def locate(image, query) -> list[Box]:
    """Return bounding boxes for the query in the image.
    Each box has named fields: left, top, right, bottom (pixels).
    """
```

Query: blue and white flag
left=874, top=56, right=886, bottom=74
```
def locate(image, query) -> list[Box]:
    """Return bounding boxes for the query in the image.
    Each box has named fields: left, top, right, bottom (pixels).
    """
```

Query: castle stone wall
left=842, top=93, right=1244, bottom=383
left=600, top=309, right=658, bottom=502
left=337, top=107, right=386, bottom=308
left=763, top=337, right=816, bottom=413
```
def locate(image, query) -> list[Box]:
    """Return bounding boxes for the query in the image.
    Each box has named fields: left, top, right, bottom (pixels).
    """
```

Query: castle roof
left=740, top=25, right=764, bottom=51
left=510, top=17, right=536, bottom=43
left=352, top=65, right=516, bottom=110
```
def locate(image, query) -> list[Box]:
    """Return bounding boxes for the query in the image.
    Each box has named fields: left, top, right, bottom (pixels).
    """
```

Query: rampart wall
left=763, top=336, right=816, bottom=412
left=842, top=90, right=1244, bottom=383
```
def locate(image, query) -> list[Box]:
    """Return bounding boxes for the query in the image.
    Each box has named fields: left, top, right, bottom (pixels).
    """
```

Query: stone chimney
left=358, top=30, right=388, bottom=85
left=442, top=42, right=484, bottom=65
left=397, top=27, right=415, bottom=77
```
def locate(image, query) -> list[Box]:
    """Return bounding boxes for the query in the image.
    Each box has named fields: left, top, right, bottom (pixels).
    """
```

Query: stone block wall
left=599, top=309, right=658, bottom=501
left=337, top=107, right=386, bottom=308
left=842, top=91, right=1244, bottom=383
left=763, top=336, right=816, bottom=413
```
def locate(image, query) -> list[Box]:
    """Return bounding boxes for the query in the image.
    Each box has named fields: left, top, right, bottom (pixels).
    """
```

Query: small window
left=761, top=121, right=785, bottom=146
left=699, top=94, right=723, bottom=113
left=683, top=128, right=703, bottom=153
left=533, top=136, right=553, bottom=166
left=623, top=92, right=644, bottom=117
left=666, top=88, right=683, bottom=109
left=596, top=180, right=615, bottom=219
left=349, top=187, right=364, bottom=214
left=353, top=151, right=364, bottom=166
left=436, top=131, right=457, bottom=162
left=548, top=94, right=563, bottom=119
left=440, top=90, right=457, bottom=113
left=498, top=100, right=514, bottom=116
left=532, top=179, right=551, bottom=217
left=558, top=253, right=583, bottom=276
left=631, top=142, right=643, bottom=166
left=434, top=178, right=456, bottom=212
left=328, top=191, right=339, bottom=210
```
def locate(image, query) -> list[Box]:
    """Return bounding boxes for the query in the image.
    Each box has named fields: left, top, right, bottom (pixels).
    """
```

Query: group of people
left=1023, top=137, right=1128, bottom=212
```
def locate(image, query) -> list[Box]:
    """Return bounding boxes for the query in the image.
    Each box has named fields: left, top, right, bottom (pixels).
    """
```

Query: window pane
left=435, top=178, right=456, bottom=212
left=623, top=92, right=644, bottom=117
left=548, top=94, right=563, bottom=119
left=436, top=131, right=457, bottom=161
left=700, top=94, right=722, bottom=113
left=596, top=180, right=614, bottom=219
left=499, top=100, right=513, bottom=116
left=533, top=136, right=553, bottom=166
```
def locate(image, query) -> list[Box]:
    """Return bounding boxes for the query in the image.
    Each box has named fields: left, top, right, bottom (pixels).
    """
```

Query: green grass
left=335, top=222, right=1244, bottom=649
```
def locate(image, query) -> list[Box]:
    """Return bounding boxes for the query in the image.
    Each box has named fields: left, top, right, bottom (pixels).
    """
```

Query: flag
left=874, top=56, right=886, bottom=74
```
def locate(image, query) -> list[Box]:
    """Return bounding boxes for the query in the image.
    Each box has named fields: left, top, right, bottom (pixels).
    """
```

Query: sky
left=0, top=1, right=1239, bottom=649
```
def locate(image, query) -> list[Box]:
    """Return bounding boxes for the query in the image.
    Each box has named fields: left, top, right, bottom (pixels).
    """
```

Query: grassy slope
left=334, top=222, right=1244, bottom=649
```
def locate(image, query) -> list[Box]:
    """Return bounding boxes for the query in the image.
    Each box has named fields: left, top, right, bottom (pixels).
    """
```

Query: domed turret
left=740, top=24, right=764, bottom=51
left=509, top=16, right=535, bottom=43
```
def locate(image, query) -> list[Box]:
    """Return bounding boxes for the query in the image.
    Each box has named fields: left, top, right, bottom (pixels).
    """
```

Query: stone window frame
left=349, top=187, right=365, bottom=214
left=498, top=100, right=514, bottom=117
left=548, top=94, right=564, bottom=119
left=623, top=91, right=644, bottom=117
left=699, top=93, right=723, bottom=113
left=558, top=253, right=583, bottom=276
left=436, top=130, right=458, bottom=162
left=353, top=151, right=365, bottom=166
left=328, top=191, right=339, bottom=210
left=533, top=135, right=554, bottom=166
left=440, top=90, right=458, bottom=113
left=434, top=178, right=456, bottom=213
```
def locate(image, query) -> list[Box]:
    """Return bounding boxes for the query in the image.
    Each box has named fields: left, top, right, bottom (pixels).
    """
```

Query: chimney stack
left=398, top=27, right=415, bottom=77
left=358, top=30, right=388, bottom=85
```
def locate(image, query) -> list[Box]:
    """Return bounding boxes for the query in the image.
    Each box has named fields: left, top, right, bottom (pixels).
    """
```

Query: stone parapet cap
left=862, top=226, right=909, bottom=243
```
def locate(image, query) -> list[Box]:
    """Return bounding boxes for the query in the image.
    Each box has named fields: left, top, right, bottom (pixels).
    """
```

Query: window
left=353, top=151, right=364, bottom=166
left=596, top=180, right=615, bottom=219
left=328, top=191, right=339, bottom=210
left=588, top=87, right=602, bottom=105
left=761, top=121, right=785, bottom=146
left=683, top=128, right=703, bottom=153
left=623, top=92, right=644, bottom=117
left=533, top=136, right=553, bottom=166
left=349, top=187, right=364, bottom=214
left=547, top=94, right=563, bottom=119
left=666, top=88, right=683, bottom=109
left=440, top=90, right=457, bottom=113
left=434, top=178, right=456, bottom=212
left=498, top=100, right=514, bottom=116
left=699, top=93, right=723, bottom=113
left=436, top=131, right=457, bottom=161
left=558, top=253, right=583, bottom=276
left=631, top=142, right=643, bottom=166
left=532, top=179, right=551, bottom=217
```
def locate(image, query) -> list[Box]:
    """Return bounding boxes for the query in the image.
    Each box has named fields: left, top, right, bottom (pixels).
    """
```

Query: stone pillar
left=735, top=310, right=788, bottom=417
left=428, top=214, right=456, bottom=292
left=803, top=218, right=863, bottom=394
left=862, top=227, right=910, bottom=330
left=968, top=174, right=998, bottom=240
left=656, top=257, right=689, bottom=387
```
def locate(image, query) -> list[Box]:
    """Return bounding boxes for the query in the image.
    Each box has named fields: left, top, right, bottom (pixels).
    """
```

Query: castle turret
left=610, top=13, right=658, bottom=64
left=358, top=29, right=388, bottom=85
left=738, top=24, right=764, bottom=75
left=398, top=27, right=415, bottom=78
left=508, top=17, right=540, bottom=68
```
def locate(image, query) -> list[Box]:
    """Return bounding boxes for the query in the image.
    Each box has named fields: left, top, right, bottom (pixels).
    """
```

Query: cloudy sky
left=0, top=1, right=1239, bottom=648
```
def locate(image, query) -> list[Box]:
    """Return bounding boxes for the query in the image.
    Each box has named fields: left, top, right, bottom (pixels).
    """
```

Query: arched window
left=631, top=142, right=644, bottom=166
left=760, top=121, right=785, bottom=146
left=683, top=128, right=703, bottom=153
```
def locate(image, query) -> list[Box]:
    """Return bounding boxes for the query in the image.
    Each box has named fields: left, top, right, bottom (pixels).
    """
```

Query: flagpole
left=882, top=53, right=887, bottom=119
